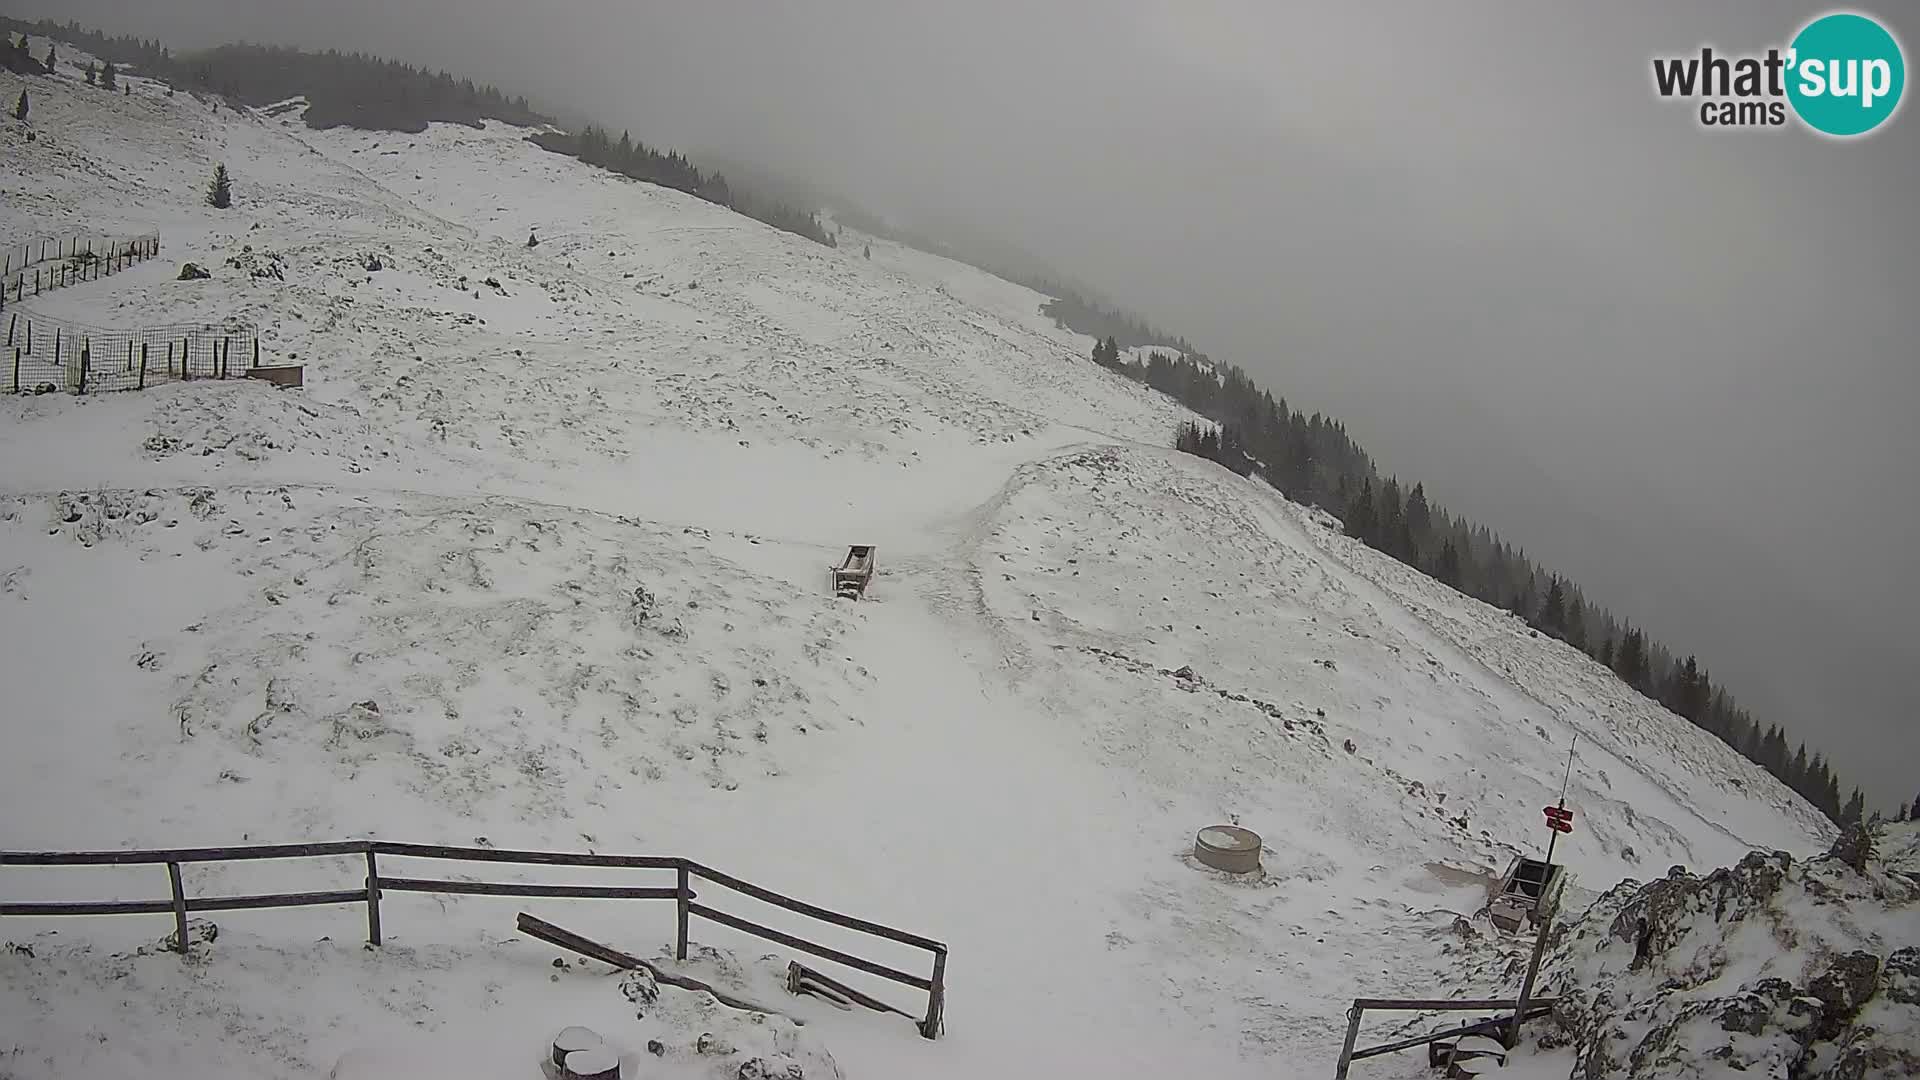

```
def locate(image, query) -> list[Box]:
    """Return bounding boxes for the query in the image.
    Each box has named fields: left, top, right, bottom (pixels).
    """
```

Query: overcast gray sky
left=28, top=1, right=1917, bottom=810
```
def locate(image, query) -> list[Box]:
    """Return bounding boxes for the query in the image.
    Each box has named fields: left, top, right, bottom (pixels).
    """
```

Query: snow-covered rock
left=1535, top=822, right=1920, bottom=1079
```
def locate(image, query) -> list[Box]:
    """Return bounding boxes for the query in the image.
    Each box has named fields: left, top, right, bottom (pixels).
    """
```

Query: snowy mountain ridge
left=0, top=40, right=1833, bottom=1080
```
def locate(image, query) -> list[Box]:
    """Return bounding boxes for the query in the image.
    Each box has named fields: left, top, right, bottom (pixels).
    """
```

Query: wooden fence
left=1332, top=912, right=1557, bottom=1077
left=0, top=233, right=162, bottom=312
left=6, top=310, right=264, bottom=394
left=0, top=839, right=947, bottom=1039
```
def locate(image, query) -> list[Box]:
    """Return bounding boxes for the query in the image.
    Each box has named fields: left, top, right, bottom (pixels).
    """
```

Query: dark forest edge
left=526, top=128, right=833, bottom=248
left=0, top=18, right=834, bottom=249
left=1147, top=337, right=1898, bottom=828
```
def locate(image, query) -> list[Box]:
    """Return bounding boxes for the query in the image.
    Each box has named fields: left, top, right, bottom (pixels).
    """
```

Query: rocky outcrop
left=1533, top=822, right=1919, bottom=1079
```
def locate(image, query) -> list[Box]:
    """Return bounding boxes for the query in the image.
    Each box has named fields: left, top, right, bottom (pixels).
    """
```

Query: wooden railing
left=1, top=840, right=947, bottom=1039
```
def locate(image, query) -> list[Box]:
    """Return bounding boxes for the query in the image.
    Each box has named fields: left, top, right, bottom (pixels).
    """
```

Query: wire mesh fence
left=5, top=309, right=264, bottom=395
left=0, top=233, right=163, bottom=313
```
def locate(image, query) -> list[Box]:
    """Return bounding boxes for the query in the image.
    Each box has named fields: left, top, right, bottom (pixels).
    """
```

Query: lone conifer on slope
left=12, top=89, right=26, bottom=122
left=86, top=61, right=97, bottom=86
left=44, top=44, right=55, bottom=73
left=207, top=164, right=233, bottom=209
left=101, top=60, right=118, bottom=91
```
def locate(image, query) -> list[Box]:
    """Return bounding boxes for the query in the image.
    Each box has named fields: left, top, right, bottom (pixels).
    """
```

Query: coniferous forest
left=0, top=18, right=834, bottom=248
left=1113, top=334, right=1884, bottom=827
left=527, top=127, right=835, bottom=248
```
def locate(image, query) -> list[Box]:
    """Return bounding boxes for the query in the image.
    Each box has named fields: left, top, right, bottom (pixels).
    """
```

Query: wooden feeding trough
left=1488, top=856, right=1565, bottom=933
left=1193, top=825, right=1262, bottom=873
left=831, top=545, right=875, bottom=600
left=244, top=364, right=304, bottom=388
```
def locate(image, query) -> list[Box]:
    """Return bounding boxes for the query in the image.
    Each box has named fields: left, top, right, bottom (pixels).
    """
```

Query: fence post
left=1334, top=1003, right=1365, bottom=1080
left=51, top=327, right=58, bottom=361
left=1508, top=914, right=1553, bottom=1048
left=253, top=339, right=260, bottom=368
left=167, top=341, right=175, bottom=376
left=34, top=269, right=40, bottom=295
left=167, top=862, right=189, bottom=955
left=920, top=949, right=947, bottom=1040
left=222, top=337, right=231, bottom=378
left=79, top=343, right=89, bottom=395
left=675, top=865, right=690, bottom=961
left=6, top=313, right=13, bottom=348
left=11, top=349, right=18, bottom=394
left=127, top=341, right=134, bottom=374
left=138, top=344, right=148, bottom=390
left=365, top=848, right=383, bottom=946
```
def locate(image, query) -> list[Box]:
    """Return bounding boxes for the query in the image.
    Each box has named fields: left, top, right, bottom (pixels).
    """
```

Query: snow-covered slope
left=2, top=47, right=1832, bottom=1080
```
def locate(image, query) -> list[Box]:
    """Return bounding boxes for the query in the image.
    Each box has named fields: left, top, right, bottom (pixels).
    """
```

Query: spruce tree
left=1541, top=577, right=1567, bottom=633
left=863, top=244, right=871, bottom=260
left=1841, top=788, right=1864, bottom=826
left=206, top=163, right=233, bottom=209
left=12, top=89, right=25, bottom=122
left=1405, top=483, right=1432, bottom=556
left=101, top=61, right=117, bottom=90
left=1913, top=792, right=1920, bottom=821
left=1345, top=479, right=1377, bottom=541
left=44, top=44, right=54, bottom=72
left=86, top=61, right=97, bottom=86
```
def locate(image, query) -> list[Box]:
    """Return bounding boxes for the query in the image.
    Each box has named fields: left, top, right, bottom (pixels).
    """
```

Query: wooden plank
left=1, top=841, right=371, bottom=866
left=1350, top=997, right=1554, bottom=1012
left=683, top=862, right=945, bottom=953
left=1349, top=1005, right=1555, bottom=1062
left=372, top=842, right=680, bottom=870
left=789, top=961, right=914, bottom=1018
left=187, top=890, right=366, bottom=913
left=515, top=913, right=802, bottom=1025
left=0, top=898, right=177, bottom=916
left=687, top=901, right=931, bottom=991
left=377, top=877, right=681, bottom=901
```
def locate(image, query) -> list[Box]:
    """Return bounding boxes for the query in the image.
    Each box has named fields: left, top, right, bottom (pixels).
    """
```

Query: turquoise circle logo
left=1787, top=12, right=1906, bottom=136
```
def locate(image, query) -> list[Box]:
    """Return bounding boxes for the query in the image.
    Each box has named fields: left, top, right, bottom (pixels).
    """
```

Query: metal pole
left=1334, top=1002, right=1364, bottom=1080
left=1508, top=913, right=1553, bottom=1048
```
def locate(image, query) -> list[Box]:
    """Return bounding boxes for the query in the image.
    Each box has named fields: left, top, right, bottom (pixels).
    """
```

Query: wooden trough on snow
left=831, top=545, right=875, bottom=600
